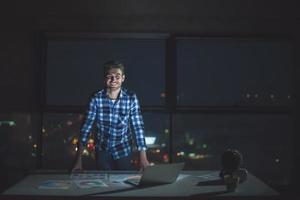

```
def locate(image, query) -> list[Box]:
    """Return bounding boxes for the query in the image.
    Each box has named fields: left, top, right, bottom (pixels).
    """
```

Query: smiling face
left=105, top=68, right=125, bottom=91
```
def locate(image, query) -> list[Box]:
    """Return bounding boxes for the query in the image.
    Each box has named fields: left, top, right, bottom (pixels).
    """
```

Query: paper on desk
left=196, top=172, right=219, bottom=180
left=176, top=174, right=190, bottom=181
left=70, top=173, right=108, bottom=180
left=38, top=180, right=72, bottom=189
left=73, top=179, right=108, bottom=189
left=109, top=174, right=141, bottom=182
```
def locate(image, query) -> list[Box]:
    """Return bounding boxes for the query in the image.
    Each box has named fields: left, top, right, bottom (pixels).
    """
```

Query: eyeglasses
left=105, top=74, right=122, bottom=80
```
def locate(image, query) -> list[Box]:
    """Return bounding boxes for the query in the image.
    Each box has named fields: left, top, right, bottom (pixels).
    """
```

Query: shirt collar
left=103, top=87, right=125, bottom=99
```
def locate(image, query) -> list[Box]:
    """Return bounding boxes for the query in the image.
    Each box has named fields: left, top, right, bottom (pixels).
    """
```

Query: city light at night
left=145, top=136, right=156, bottom=145
left=72, top=138, right=78, bottom=145
left=82, top=149, right=89, bottom=156
left=88, top=138, right=94, bottom=144
left=0, top=120, right=16, bottom=127
left=176, top=151, right=185, bottom=157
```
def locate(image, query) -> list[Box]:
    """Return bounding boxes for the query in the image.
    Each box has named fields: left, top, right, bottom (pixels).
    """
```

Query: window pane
left=46, top=38, right=165, bottom=106
left=42, top=113, right=95, bottom=169
left=132, top=113, right=170, bottom=166
left=177, top=38, right=293, bottom=106
left=0, top=113, right=36, bottom=191
left=173, top=113, right=293, bottom=187
left=42, top=113, right=169, bottom=169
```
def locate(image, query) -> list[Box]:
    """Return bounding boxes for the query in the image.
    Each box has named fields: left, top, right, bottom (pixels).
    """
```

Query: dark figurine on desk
left=219, top=149, right=248, bottom=192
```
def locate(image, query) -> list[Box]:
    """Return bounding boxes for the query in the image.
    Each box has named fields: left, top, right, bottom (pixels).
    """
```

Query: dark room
left=0, top=0, right=299, bottom=200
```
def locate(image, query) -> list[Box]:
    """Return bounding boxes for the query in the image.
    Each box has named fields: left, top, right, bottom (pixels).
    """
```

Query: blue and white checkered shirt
left=80, top=88, right=147, bottom=160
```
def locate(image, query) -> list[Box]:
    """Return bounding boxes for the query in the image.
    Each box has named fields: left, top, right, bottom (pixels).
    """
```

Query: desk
left=1, top=170, right=279, bottom=199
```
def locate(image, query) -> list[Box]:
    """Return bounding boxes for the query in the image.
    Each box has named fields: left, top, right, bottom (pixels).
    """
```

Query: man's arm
left=139, top=150, right=149, bottom=170
left=130, top=94, right=150, bottom=170
left=72, top=97, right=97, bottom=172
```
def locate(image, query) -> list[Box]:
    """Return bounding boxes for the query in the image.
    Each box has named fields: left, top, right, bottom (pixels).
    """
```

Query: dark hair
left=103, top=60, right=125, bottom=77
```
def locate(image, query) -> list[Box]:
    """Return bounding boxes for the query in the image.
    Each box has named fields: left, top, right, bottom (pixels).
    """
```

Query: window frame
left=36, top=32, right=295, bottom=189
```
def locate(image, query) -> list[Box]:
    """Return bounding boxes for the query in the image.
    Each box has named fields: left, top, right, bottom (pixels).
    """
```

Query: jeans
left=96, top=151, right=133, bottom=170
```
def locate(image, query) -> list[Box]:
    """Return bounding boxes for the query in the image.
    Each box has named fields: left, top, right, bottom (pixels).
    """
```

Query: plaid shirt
left=80, top=88, right=147, bottom=160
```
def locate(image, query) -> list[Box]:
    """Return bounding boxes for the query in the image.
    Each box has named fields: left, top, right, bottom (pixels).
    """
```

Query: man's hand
left=139, top=150, right=150, bottom=171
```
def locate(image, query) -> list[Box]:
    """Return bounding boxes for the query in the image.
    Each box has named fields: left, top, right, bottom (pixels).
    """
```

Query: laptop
left=125, top=162, right=185, bottom=187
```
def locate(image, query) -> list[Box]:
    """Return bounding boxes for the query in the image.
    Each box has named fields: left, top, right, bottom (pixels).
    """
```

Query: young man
left=72, top=61, right=149, bottom=171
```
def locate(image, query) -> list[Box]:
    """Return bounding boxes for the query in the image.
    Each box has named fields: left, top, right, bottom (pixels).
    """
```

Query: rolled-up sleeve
left=130, top=94, right=147, bottom=151
left=80, top=97, right=97, bottom=146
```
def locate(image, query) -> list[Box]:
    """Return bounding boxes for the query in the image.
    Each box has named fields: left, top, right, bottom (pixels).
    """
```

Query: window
left=172, top=113, right=293, bottom=186
left=42, top=113, right=170, bottom=169
left=42, top=113, right=86, bottom=169
left=0, top=113, right=37, bottom=190
left=39, top=33, right=295, bottom=192
left=46, top=35, right=166, bottom=106
left=176, top=38, right=293, bottom=106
